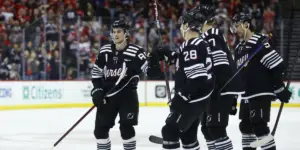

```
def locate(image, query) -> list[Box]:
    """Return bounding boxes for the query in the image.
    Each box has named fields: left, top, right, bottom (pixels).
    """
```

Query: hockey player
left=231, top=12, right=291, bottom=150
left=90, top=20, right=148, bottom=150
left=193, top=5, right=244, bottom=150
left=158, top=9, right=214, bottom=150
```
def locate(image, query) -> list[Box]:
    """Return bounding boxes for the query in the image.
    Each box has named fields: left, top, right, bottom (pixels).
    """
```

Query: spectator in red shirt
left=263, top=6, right=275, bottom=33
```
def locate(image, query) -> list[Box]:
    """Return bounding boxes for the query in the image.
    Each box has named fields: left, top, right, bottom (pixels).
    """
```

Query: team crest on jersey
left=113, top=56, right=118, bottom=64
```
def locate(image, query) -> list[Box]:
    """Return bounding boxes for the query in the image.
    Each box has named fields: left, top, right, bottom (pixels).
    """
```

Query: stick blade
left=149, top=135, right=163, bottom=144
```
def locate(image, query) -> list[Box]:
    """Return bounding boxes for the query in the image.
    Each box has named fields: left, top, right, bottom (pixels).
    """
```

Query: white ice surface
left=0, top=107, right=299, bottom=150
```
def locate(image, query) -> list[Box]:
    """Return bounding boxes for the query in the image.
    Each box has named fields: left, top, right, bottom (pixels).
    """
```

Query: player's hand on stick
left=275, top=87, right=291, bottom=103
left=91, top=88, right=106, bottom=107
left=147, top=52, right=163, bottom=78
left=155, top=45, right=172, bottom=61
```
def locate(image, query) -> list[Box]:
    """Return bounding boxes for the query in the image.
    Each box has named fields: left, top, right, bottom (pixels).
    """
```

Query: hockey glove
left=169, top=92, right=189, bottom=113
left=229, top=96, right=238, bottom=115
left=154, top=45, right=177, bottom=63
left=91, top=88, right=106, bottom=107
left=275, top=87, right=291, bottom=103
left=147, top=52, right=164, bottom=78
left=220, top=95, right=238, bottom=115
left=172, top=91, right=210, bottom=115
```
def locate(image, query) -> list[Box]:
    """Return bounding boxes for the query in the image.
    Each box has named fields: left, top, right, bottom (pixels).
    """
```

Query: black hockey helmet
left=110, top=19, right=130, bottom=42
left=192, top=4, right=218, bottom=27
left=180, top=8, right=207, bottom=32
left=232, top=12, right=252, bottom=24
left=194, top=4, right=215, bottom=19
left=111, top=19, right=130, bottom=32
left=230, top=12, right=252, bottom=33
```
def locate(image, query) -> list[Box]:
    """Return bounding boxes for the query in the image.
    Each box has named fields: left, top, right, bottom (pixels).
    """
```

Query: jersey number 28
left=184, top=50, right=197, bottom=61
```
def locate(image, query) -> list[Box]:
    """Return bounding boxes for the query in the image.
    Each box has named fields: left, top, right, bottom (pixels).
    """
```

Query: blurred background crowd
left=0, top=0, right=281, bottom=80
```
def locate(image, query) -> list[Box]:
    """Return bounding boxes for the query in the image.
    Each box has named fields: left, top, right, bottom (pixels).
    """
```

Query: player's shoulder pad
left=201, top=28, right=222, bottom=38
left=202, top=28, right=227, bottom=44
left=99, top=44, right=112, bottom=54
left=123, top=44, right=144, bottom=58
left=247, top=33, right=266, bottom=45
left=180, top=37, right=206, bottom=52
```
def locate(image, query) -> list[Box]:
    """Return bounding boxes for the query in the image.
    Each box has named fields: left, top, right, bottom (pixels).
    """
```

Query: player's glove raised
left=154, top=45, right=177, bottom=62
left=155, top=45, right=170, bottom=60
left=91, top=88, right=106, bottom=107
left=274, top=87, right=291, bottom=103
left=147, top=52, right=163, bottom=78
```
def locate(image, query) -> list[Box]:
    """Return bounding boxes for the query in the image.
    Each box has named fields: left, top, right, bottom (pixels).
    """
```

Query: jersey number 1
left=184, top=50, right=197, bottom=61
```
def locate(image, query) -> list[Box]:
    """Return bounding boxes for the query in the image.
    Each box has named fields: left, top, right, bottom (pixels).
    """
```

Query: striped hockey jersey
left=174, top=37, right=214, bottom=103
left=91, top=43, right=147, bottom=97
left=201, top=28, right=244, bottom=98
left=234, top=33, right=286, bottom=100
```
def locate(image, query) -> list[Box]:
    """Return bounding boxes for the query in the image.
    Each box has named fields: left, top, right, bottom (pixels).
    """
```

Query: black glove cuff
left=91, top=88, right=103, bottom=96
left=274, top=86, right=285, bottom=94
left=177, top=91, right=189, bottom=101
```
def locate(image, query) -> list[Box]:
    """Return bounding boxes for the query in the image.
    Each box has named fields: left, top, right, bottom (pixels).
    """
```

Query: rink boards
left=0, top=81, right=300, bottom=110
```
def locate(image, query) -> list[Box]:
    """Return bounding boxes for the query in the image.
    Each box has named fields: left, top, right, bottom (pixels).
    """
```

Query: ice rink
left=0, top=107, right=299, bottom=150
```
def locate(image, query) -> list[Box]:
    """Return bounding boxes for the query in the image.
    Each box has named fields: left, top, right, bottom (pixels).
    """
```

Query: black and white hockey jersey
left=174, top=37, right=214, bottom=103
left=234, top=33, right=285, bottom=100
left=91, top=43, right=147, bottom=97
left=201, top=28, right=244, bottom=97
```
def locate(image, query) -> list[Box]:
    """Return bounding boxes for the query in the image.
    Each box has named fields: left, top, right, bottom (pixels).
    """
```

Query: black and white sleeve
left=258, top=41, right=286, bottom=91
left=136, top=49, right=148, bottom=74
left=91, top=51, right=105, bottom=89
left=205, top=32, right=241, bottom=96
left=126, top=48, right=148, bottom=76
left=179, top=39, right=214, bottom=103
left=203, top=29, right=230, bottom=67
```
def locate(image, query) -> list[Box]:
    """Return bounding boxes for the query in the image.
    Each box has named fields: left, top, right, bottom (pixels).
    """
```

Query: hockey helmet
left=180, top=8, right=207, bottom=32
left=194, top=4, right=216, bottom=20
left=230, top=12, right=252, bottom=33
left=111, top=19, right=130, bottom=32
left=110, top=19, right=130, bottom=42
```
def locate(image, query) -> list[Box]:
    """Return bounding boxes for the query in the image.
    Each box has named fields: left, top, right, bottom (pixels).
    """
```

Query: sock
left=215, top=136, right=233, bottom=150
left=182, top=140, right=200, bottom=150
left=123, top=137, right=136, bottom=150
left=206, top=140, right=216, bottom=150
left=163, top=140, right=180, bottom=149
left=259, top=135, right=276, bottom=150
left=242, top=134, right=257, bottom=150
left=97, top=138, right=111, bottom=150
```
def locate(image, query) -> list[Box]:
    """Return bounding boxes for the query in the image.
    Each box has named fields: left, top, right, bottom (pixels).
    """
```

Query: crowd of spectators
left=0, top=0, right=280, bottom=80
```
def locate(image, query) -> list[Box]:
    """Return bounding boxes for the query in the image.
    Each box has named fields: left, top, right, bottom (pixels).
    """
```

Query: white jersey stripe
left=126, top=49, right=138, bottom=53
left=123, top=52, right=135, bottom=57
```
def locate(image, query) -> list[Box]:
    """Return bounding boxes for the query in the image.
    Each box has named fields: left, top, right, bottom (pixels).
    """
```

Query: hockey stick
left=148, top=36, right=271, bottom=145
left=51, top=62, right=127, bottom=150
left=218, top=36, right=270, bottom=93
left=148, top=2, right=173, bottom=144
left=250, top=46, right=300, bottom=148
left=149, top=135, right=163, bottom=144
left=153, top=0, right=172, bottom=103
